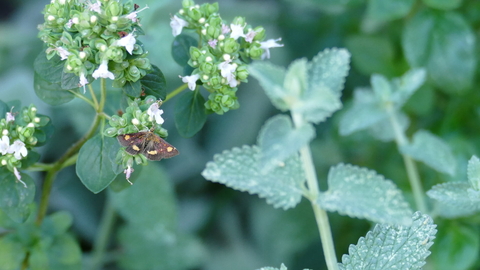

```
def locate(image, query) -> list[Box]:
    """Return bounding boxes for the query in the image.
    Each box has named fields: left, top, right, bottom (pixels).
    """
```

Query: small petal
left=13, top=167, right=27, bottom=188
left=92, top=61, right=115, bottom=80
left=56, top=47, right=71, bottom=60
left=244, top=29, right=257, bottom=43
left=0, top=135, right=10, bottom=155
left=147, top=103, right=165, bottom=125
left=125, top=5, right=149, bottom=22
left=180, top=74, right=200, bottom=90
left=221, top=24, right=231, bottom=35
left=260, top=38, right=284, bottom=60
left=208, top=39, right=218, bottom=48
left=124, top=166, right=134, bottom=184
left=88, top=1, right=102, bottom=13
left=230, top=23, right=246, bottom=40
left=115, top=32, right=136, bottom=54
left=8, top=140, right=28, bottom=160
left=6, top=109, right=15, bottom=122
left=79, top=73, right=88, bottom=93
left=170, top=15, right=189, bottom=37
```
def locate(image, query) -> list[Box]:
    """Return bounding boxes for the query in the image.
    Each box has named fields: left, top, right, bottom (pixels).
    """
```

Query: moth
left=117, top=130, right=179, bottom=161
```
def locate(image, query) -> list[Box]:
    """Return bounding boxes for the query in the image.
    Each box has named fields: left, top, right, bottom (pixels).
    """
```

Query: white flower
left=88, top=1, right=102, bottom=13
left=124, top=166, right=134, bottom=184
left=6, top=109, right=15, bottom=122
left=180, top=74, right=200, bottom=90
left=79, top=73, right=88, bottom=93
left=92, top=60, right=115, bottom=80
left=13, top=167, right=27, bottom=188
left=8, top=140, right=27, bottom=160
left=65, top=19, right=74, bottom=28
left=125, top=5, right=149, bottom=23
left=218, top=60, right=238, bottom=87
left=244, top=29, right=257, bottom=43
left=230, top=23, right=246, bottom=40
left=170, top=15, right=189, bottom=37
left=56, top=47, right=71, bottom=60
left=147, top=103, right=164, bottom=125
left=260, top=38, right=284, bottom=60
left=115, top=32, right=136, bottom=54
left=0, top=135, right=10, bottom=155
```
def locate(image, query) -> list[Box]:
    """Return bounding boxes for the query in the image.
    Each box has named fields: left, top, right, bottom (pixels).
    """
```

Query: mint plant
left=1, top=0, right=480, bottom=269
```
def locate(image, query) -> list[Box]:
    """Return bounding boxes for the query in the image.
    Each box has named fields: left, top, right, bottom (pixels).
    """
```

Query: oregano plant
left=1, top=0, right=480, bottom=269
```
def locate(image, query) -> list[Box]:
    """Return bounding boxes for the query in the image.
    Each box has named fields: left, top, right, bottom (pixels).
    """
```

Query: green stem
left=164, top=83, right=188, bottom=103
left=292, top=112, right=339, bottom=270
left=36, top=79, right=107, bottom=225
left=69, top=90, right=96, bottom=109
left=90, top=195, right=117, bottom=270
left=386, top=105, right=428, bottom=213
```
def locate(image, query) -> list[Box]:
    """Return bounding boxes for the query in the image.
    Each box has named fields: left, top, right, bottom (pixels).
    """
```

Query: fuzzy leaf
left=339, top=212, right=436, bottom=270
left=258, top=115, right=315, bottom=172
left=369, top=111, right=409, bottom=142
left=174, top=89, right=206, bottom=138
left=371, top=74, right=392, bottom=102
left=400, top=130, right=456, bottom=175
left=467, top=155, right=480, bottom=191
left=257, top=264, right=288, bottom=270
left=391, top=68, right=427, bottom=108
left=248, top=62, right=288, bottom=111
left=427, top=182, right=480, bottom=214
left=318, top=164, right=413, bottom=226
left=202, top=145, right=305, bottom=210
left=366, top=0, right=415, bottom=21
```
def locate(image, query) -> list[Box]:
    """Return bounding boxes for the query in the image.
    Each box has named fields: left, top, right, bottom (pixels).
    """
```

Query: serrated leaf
left=402, top=10, right=475, bottom=93
left=369, top=111, right=409, bottom=142
left=318, top=164, right=413, bottom=226
left=427, top=182, right=480, bottom=213
left=202, top=145, right=305, bottom=210
left=339, top=89, right=388, bottom=136
left=76, top=135, right=120, bottom=193
left=391, top=68, right=427, bottom=108
left=110, top=164, right=177, bottom=230
left=258, top=115, right=315, bottom=172
left=171, top=34, right=198, bottom=67
left=422, top=0, right=462, bottom=10
left=366, top=0, right=415, bottom=21
left=467, top=155, right=480, bottom=191
left=248, top=62, right=289, bottom=111
left=0, top=168, right=35, bottom=223
left=140, top=65, right=167, bottom=100
left=429, top=223, right=479, bottom=270
left=34, top=72, right=77, bottom=106
left=284, top=58, right=308, bottom=99
left=174, top=89, right=206, bottom=138
left=400, top=130, right=456, bottom=175
left=339, top=212, right=436, bottom=270
left=122, top=80, right=142, bottom=97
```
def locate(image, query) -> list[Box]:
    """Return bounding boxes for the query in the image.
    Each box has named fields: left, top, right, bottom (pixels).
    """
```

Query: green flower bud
left=126, top=65, right=141, bottom=81
left=206, top=25, right=221, bottom=38
left=106, top=1, right=122, bottom=17
left=222, top=38, right=240, bottom=54
left=202, top=3, right=219, bottom=16
left=232, top=16, right=246, bottom=26
left=249, top=43, right=263, bottom=60
left=182, top=0, right=195, bottom=8
left=190, top=47, right=202, bottom=61
left=221, top=94, right=236, bottom=108
left=199, top=61, right=216, bottom=75
left=104, top=127, right=118, bottom=137
left=187, top=7, right=202, bottom=21
left=253, top=26, right=266, bottom=41
left=236, top=65, right=248, bottom=81
left=106, top=46, right=124, bottom=63
left=28, top=136, right=38, bottom=146
left=109, top=115, right=122, bottom=127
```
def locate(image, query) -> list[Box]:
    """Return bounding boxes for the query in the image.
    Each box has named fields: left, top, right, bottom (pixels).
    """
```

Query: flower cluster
left=104, top=96, right=169, bottom=180
left=0, top=105, right=50, bottom=187
left=171, top=0, right=283, bottom=114
left=38, top=0, right=151, bottom=90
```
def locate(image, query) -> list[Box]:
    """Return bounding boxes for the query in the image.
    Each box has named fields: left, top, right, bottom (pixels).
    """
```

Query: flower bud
left=222, top=38, right=239, bottom=54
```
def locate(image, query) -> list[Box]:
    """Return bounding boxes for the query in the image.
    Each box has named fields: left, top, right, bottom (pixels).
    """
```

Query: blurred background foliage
left=1, top=0, right=480, bottom=269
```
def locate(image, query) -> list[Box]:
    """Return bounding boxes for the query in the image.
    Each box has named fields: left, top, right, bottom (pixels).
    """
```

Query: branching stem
left=164, top=83, right=188, bottom=102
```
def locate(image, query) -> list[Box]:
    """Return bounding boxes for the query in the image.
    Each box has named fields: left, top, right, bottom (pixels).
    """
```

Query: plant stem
left=90, top=195, right=117, bottom=270
left=292, top=112, right=339, bottom=270
left=69, top=89, right=96, bottom=109
left=164, top=83, right=188, bottom=103
left=36, top=79, right=107, bottom=225
left=386, top=105, right=427, bottom=213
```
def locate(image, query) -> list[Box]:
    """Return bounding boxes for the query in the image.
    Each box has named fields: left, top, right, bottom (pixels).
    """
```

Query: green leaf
left=33, top=50, right=63, bottom=83
left=140, top=65, right=167, bottom=100
left=0, top=168, right=35, bottom=223
left=0, top=236, right=25, bottom=270
left=467, top=155, right=480, bottom=191
left=258, top=264, right=289, bottom=270
left=368, top=111, right=409, bottom=142
left=171, top=34, right=198, bottom=67
left=422, top=0, right=463, bottom=10
left=34, top=72, right=77, bottom=106
left=427, top=182, right=480, bottom=214
left=122, top=80, right=142, bottom=98
left=339, top=212, right=437, bottom=270
left=60, top=71, right=80, bottom=91
left=391, top=68, right=427, bottom=108
left=30, top=234, right=82, bottom=270
left=76, top=135, right=120, bottom=193
left=400, top=130, right=456, bottom=175
left=371, top=74, right=392, bottom=102
left=318, top=164, right=413, bottom=226
left=202, top=145, right=305, bottom=210
left=429, top=223, right=478, bottom=270
left=248, top=61, right=288, bottom=111
left=41, top=211, right=73, bottom=238
left=402, top=10, right=475, bottom=93
left=174, top=89, right=206, bottom=138
left=0, top=99, right=9, bottom=117
left=257, top=115, right=315, bottom=172
left=118, top=224, right=204, bottom=270
left=345, top=35, right=398, bottom=77
left=110, top=164, right=177, bottom=230
left=284, top=58, right=308, bottom=99
left=339, top=88, right=388, bottom=136
left=366, top=0, right=415, bottom=21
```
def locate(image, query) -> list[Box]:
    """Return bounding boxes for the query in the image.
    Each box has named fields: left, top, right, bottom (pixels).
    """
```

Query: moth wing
left=142, top=137, right=179, bottom=161
left=118, top=132, right=146, bottom=155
